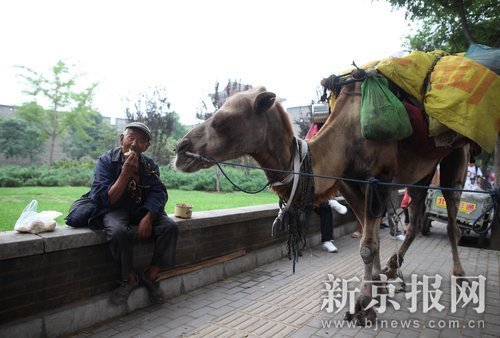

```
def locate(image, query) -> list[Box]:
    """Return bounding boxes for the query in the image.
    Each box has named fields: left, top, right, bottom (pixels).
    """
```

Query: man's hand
left=121, top=151, right=139, bottom=178
left=137, top=211, right=153, bottom=240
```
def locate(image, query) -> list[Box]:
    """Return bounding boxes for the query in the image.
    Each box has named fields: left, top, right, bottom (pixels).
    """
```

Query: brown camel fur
left=174, top=84, right=468, bottom=324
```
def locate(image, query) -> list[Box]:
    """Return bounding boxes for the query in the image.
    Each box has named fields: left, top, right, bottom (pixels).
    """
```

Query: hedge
left=0, top=160, right=269, bottom=192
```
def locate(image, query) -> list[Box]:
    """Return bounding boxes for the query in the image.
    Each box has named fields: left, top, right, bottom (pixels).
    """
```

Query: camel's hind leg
left=440, top=147, right=468, bottom=277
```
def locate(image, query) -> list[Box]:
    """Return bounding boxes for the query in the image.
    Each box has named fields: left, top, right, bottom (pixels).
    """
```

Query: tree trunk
left=214, top=167, right=221, bottom=192
left=490, top=133, right=500, bottom=251
left=454, top=0, right=475, bottom=44
left=48, top=134, right=56, bottom=168
left=479, top=151, right=490, bottom=189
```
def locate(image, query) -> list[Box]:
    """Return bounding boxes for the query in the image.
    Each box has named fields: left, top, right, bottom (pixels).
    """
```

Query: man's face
left=120, top=128, right=150, bottom=155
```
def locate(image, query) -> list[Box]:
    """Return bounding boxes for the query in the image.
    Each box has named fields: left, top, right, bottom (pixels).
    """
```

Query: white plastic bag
left=14, top=200, right=62, bottom=234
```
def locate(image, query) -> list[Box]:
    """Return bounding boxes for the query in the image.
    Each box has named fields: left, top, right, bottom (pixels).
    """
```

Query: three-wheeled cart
left=422, top=189, right=493, bottom=237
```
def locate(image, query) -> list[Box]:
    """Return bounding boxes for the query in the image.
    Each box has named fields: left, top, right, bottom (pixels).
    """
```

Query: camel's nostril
left=176, top=138, right=191, bottom=154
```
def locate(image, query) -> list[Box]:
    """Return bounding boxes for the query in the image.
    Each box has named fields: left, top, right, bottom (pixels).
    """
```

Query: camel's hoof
left=343, top=295, right=378, bottom=326
left=343, top=311, right=354, bottom=322
left=381, top=267, right=398, bottom=279
left=352, top=307, right=377, bottom=326
left=454, top=275, right=471, bottom=286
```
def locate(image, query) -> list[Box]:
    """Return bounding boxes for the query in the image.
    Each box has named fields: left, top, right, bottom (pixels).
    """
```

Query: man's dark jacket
left=66, top=147, right=167, bottom=231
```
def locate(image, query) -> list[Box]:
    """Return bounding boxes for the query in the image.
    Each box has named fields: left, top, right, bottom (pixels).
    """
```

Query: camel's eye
left=211, top=112, right=232, bottom=131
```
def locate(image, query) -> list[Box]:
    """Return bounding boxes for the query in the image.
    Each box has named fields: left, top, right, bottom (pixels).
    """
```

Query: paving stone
left=207, top=298, right=233, bottom=309
left=162, top=314, right=195, bottom=330
left=138, top=326, right=171, bottom=338
left=62, top=224, right=498, bottom=338
left=159, top=324, right=196, bottom=338
left=290, top=325, right=324, bottom=338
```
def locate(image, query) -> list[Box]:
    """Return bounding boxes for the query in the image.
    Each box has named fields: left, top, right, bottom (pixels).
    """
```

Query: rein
left=271, top=138, right=315, bottom=274
left=185, top=152, right=269, bottom=194
left=184, top=137, right=315, bottom=274
left=184, top=136, right=304, bottom=194
left=271, top=137, right=309, bottom=232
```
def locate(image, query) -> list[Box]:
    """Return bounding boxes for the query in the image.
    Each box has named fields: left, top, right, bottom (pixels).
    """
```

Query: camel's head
left=175, top=86, right=282, bottom=173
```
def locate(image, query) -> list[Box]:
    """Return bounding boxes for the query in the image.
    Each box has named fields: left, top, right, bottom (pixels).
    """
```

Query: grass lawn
left=0, top=186, right=279, bottom=232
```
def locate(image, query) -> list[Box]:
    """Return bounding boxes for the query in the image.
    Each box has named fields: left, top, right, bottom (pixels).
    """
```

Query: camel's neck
left=250, top=104, right=297, bottom=199
left=307, top=89, right=362, bottom=202
left=252, top=133, right=295, bottom=186
left=250, top=91, right=360, bottom=203
left=307, top=123, right=345, bottom=201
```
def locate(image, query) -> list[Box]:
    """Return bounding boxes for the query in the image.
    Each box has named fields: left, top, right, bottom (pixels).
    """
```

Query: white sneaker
left=328, top=200, right=348, bottom=214
left=393, top=234, right=406, bottom=241
left=322, top=241, right=338, bottom=253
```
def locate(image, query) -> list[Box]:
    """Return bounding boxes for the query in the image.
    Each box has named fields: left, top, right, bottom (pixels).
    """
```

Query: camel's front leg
left=346, top=214, right=379, bottom=325
left=339, top=183, right=382, bottom=278
left=347, top=185, right=386, bottom=325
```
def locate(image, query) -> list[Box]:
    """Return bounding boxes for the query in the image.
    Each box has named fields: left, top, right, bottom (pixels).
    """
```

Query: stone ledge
left=171, top=203, right=280, bottom=230
left=0, top=225, right=346, bottom=338
left=0, top=203, right=281, bottom=261
left=40, top=226, right=106, bottom=252
left=0, top=232, right=43, bottom=260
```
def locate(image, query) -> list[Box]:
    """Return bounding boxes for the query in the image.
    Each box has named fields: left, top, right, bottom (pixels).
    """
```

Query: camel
left=174, top=80, right=470, bottom=324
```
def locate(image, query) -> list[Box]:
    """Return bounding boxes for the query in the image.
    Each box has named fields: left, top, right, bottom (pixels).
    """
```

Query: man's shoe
left=322, top=241, right=338, bottom=253
left=393, top=234, right=406, bottom=241
left=141, top=270, right=164, bottom=304
left=110, top=277, right=138, bottom=305
left=328, top=200, right=348, bottom=214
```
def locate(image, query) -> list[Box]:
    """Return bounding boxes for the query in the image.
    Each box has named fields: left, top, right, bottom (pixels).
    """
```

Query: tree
left=196, top=79, right=253, bottom=120
left=0, top=117, right=44, bottom=163
left=383, top=0, right=500, bottom=248
left=16, top=60, right=99, bottom=167
left=295, top=111, right=313, bottom=139
left=124, top=87, right=182, bottom=165
left=383, top=0, right=499, bottom=52
left=63, top=111, right=119, bottom=160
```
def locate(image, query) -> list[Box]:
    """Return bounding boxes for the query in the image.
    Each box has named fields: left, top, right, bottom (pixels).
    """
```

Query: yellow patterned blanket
left=376, top=51, right=500, bottom=152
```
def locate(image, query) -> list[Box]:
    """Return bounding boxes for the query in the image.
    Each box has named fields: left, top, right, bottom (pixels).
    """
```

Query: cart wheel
left=478, top=221, right=490, bottom=248
left=422, top=213, right=431, bottom=235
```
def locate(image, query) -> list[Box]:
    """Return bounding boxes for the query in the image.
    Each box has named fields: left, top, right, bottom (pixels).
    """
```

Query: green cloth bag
left=360, top=76, right=413, bottom=141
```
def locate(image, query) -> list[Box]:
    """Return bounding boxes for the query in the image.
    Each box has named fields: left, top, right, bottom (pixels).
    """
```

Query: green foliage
left=0, top=163, right=93, bottom=188
left=16, top=60, right=100, bottom=166
left=0, top=117, right=44, bottom=162
left=383, top=0, right=500, bottom=52
left=161, top=165, right=268, bottom=192
left=0, top=162, right=269, bottom=192
left=63, top=112, right=119, bottom=160
left=124, top=87, right=181, bottom=165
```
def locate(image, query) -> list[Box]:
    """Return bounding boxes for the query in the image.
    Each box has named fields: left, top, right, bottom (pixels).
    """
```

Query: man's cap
left=125, top=122, right=152, bottom=141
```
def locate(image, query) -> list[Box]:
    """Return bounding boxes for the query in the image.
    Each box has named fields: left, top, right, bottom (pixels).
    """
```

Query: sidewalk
left=71, top=225, right=500, bottom=338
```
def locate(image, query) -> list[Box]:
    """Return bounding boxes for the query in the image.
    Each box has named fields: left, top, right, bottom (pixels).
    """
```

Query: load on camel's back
left=174, top=47, right=499, bottom=325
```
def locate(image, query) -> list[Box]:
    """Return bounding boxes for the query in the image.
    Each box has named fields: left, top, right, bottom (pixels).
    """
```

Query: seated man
left=90, top=122, right=178, bottom=305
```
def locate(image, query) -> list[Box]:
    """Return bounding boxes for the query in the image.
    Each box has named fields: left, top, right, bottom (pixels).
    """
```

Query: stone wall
left=0, top=202, right=355, bottom=335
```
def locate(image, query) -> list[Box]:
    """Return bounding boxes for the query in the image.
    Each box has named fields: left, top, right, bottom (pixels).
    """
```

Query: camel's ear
left=255, top=92, right=276, bottom=114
